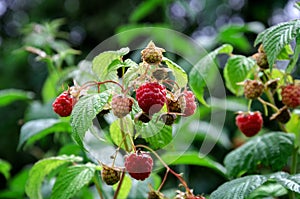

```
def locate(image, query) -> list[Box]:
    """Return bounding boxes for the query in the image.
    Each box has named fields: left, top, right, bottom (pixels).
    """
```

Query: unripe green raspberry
left=141, top=41, right=165, bottom=65
left=101, top=164, right=121, bottom=185
left=244, top=80, right=265, bottom=99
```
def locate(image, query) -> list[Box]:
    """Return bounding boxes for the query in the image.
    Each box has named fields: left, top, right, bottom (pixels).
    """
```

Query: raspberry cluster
left=52, top=41, right=199, bottom=196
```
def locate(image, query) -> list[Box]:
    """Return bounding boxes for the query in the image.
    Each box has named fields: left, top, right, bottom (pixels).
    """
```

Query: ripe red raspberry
left=183, top=91, right=196, bottom=117
left=281, top=84, right=300, bottom=108
left=136, top=82, right=166, bottom=115
left=52, top=91, right=74, bottom=117
left=111, top=95, right=133, bottom=118
left=101, top=164, right=121, bottom=185
left=124, top=151, right=153, bottom=181
left=244, top=80, right=264, bottom=99
left=235, top=111, right=263, bottom=137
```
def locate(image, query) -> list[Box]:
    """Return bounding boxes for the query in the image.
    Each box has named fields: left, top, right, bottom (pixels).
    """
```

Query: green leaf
left=0, top=89, right=34, bottom=107
left=110, top=117, right=134, bottom=151
left=113, top=174, right=132, bottom=199
left=224, top=132, right=294, bottom=178
left=223, top=55, right=255, bottom=96
left=0, top=168, right=30, bottom=198
left=42, top=67, right=76, bottom=103
left=277, top=44, right=294, bottom=60
left=286, top=35, right=300, bottom=73
left=92, top=48, right=129, bottom=81
left=70, top=91, right=111, bottom=149
left=255, top=19, right=300, bottom=70
left=248, top=182, right=287, bottom=199
left=135, top=114, right=172, bottom=150
left=217, top=25, right=252, bottom=53
left=160, top=152, right=226, bottom=177
left=0, top=159, right=11, bottom=180
left=120, top=59, right=140, bottom=89
left=129, top=0, right=161, bottom=22
left=269, top=172, right=300, bottom=194
left=189, top=44, right=233, bottom=105
left=18, top=119, right=71, bottom=150
left=286, top=112, right=300, bottom=147
left=163, top=57, right=188, bottom=88
left=25, top=155, right=82, bottom=199
left=210, top=175, right=268, bottom=199
left=50, top=163, right=96, bottom=199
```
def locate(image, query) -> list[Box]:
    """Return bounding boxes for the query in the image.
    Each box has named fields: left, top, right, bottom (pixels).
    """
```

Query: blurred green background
left=0, top=0, right=299, bottom=196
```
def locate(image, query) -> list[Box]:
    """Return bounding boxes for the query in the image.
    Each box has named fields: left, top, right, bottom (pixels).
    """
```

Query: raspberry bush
left=5, top=12, right=300, bottom=199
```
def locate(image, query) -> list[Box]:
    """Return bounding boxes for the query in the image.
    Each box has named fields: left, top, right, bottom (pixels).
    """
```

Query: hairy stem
left=120, top=119, right=130, bottom=152
left=135, top=144, right=192, bottom=194
left=93, top=174, right=104, bottom=199
left=113, top=169, right=126, bottom=199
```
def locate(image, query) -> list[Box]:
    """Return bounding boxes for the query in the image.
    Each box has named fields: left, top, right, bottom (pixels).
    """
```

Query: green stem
left=135, top=144, right=192, bottom=194
left=248, top=100, right=252, bottom=112
left=93, top=174, right=104, bottom=199
left=289, top=147, right=299, bottom=199
left=113, top=169, right=125, bottom=199
left=120, top=119, right=129, bottom=152
left=291, top=146, right=299, bottom=175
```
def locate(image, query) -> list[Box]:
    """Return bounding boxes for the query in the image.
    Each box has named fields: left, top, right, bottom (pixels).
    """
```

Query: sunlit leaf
left=223, top=55, right=255, bottom=96
left=71, top=91, right=111, bottom=149
left=0, top=159, right=11, bottom=180
left=50, top=163, right=96, bottom=199
left=163, top=57, right=188, bottom=88
left=0, top=89, right=34, bottom=107
left=92, top=48, right=129, bottom=81
left=25, top=155, right=82, bottom=199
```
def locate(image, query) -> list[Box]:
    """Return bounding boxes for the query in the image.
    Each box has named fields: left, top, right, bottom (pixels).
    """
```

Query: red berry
left=136, top=82, right=166, bottom=115
left=235, top=111, right=263, bottom=137
left=111, top=95, right=133, bottom=118
left=52, top=91, right=74, bottom=117
left=183, top=91, right=197, bottom=117
left=124, top=151, right=153, bottom=181
left=281, top=84, right=300, bottom=108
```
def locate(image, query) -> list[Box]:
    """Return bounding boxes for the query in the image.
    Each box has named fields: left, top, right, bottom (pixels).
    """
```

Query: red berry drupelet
left=183, top=90, right=197, bottom=117
left=136, top=82, right=166, bottom=115
left=235, top=111, right=263, bottom=137
left=281, top=84, right=300, bottom=108
left=124, top=151, right=153, bottom=181
left=52, top=91, right=74, bottom=117
left=111, top=95, right=133, bottom=118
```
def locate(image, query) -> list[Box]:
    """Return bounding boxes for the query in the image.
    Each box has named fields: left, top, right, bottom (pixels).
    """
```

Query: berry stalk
left=135, top=144, right=193, bottom=195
